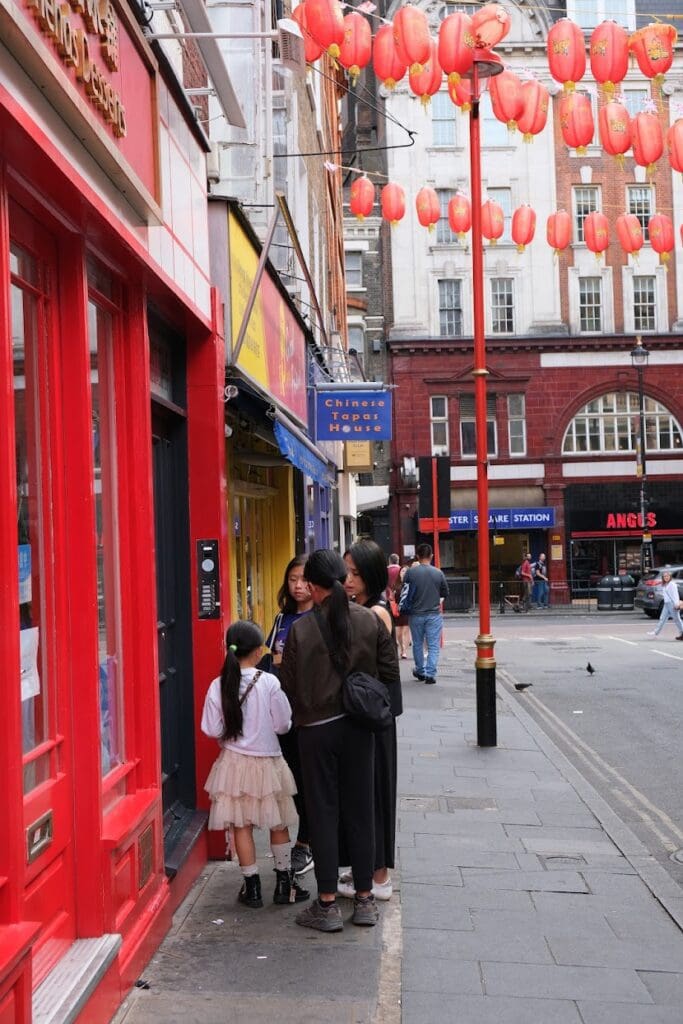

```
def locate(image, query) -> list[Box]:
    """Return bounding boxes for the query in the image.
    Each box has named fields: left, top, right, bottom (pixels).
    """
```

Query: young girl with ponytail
left=201, top=620, right=310, bottom=910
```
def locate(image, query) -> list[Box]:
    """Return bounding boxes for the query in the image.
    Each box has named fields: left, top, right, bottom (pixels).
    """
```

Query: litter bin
left=620, top=573, right=635, bottom=610
left=597, top=575, right=618, bottom=610
left=443, top=576, right=472, bottom=612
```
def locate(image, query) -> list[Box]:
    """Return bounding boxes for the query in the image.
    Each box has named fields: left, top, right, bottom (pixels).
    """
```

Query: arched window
left=562, top=392, right=683, bottom=455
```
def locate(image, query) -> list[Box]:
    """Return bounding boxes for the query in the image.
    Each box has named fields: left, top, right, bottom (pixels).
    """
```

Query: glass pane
left=12, top=250, right=51, bottom=794
left=432, top=396, right=446, bottom=418
left=89, top=298, right=125, bottom=776
left=461, top=422, right=476, bottom=455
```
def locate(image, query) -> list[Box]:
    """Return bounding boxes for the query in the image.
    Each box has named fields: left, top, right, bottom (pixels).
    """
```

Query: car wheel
left=645, top=609, right=659, bottom=619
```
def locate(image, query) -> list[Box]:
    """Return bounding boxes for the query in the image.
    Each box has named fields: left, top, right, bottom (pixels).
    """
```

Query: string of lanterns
left=316, top=0, right=681, bottom=259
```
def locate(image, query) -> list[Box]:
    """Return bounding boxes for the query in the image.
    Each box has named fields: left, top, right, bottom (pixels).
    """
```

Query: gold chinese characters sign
left=344, top=441, right=373, bottom=471
left=24, top=0, right=126, bottom=137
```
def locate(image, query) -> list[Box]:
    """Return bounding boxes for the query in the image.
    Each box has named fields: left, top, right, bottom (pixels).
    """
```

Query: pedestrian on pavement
left=263, top=555, right=315, bottom=878
left=340, top=540, right=402, bottom=903
left=201, top=620, right=310, bottom=910
left=391, top=560, right=412, bottom=659
left=403, top=543, right=449, bottom=685
left=535, top=553, right=550, bottom=608
left=280, top=549, right=400, bottom=933
left=647, top=570, right=683, bottom=639
left=520, top=551, right=533, bottom=612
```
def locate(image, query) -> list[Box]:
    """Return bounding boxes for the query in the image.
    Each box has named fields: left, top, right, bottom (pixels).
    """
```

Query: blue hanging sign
left=448, top=507, right=556, bottom=531
left=315, top=390, right=392, bottom=441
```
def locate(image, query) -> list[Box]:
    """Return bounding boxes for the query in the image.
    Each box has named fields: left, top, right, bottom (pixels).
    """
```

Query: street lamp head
left=631, top=335, right=650, bottom=368
left=461, top=47, right=504, bottom=80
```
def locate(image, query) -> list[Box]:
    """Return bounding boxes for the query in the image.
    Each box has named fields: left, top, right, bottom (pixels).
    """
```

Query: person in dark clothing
left=340, top=540, right=402, bottom=902
left=263, top=555, right=314, bottom=876
left=280, top=549, right=400, bottom=933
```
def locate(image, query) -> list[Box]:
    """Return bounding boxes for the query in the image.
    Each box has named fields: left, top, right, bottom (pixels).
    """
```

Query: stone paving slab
left=400, top=991, right=584, bottom=1023
left=481, top=961, right=653, bottom=1002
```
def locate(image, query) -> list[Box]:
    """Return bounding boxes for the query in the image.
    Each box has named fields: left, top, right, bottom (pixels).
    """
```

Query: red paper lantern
left=471, top=3, right=511, bottom=48
left=631, top=111, right=664, bottom=176
left=415, top=186, right=440, bottom=231
left=598, top=100, right=631, bottom=165
left=667, top=119, right=683, bottom=177
left=630, top=23, right=677, bottom=86
left=590, top=21, right=629, bottom=95
left=517, top=80, right=549, bottom=142
left=349, top=176, right=375, bottom=220
left=339, top=12, right=372, bottom=85
left=649, top=213, right=674, bottom=264
left=448, top=194, right=471, bottom=238
left=546, top=211, right=572, bottom=254
left=448, top=77, right=472, bottom=113
left=409, top=39, right=442, bottom=107
left=559, top=92, right=594, bottom=154
left=616, top=214, right=644, bottom=257
left=547, top=18, right=586, bottom=91
left=305, top=0, right=345, bottom=60
left=372, top=24, right=407, bottom=90
left=512, top=206, right=536, bottom=253
left=489, top=70, right=525, bottom=132
left=381, top=183, right=405, bottom=226
left=584, top=211, right=609, bottom=260
left=393, top=5, right=431, bottom=76
left=438, top=11, right=475, bottom=87
left=292, top=4, right=324, bottom=63
left=482, top=199, right=504, bottom=245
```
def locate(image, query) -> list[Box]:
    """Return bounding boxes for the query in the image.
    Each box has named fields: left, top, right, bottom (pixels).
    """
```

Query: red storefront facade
left=0, top=0, right=229, bottom=1019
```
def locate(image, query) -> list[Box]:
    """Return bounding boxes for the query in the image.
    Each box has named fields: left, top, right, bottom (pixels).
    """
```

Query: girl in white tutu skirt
left=201, top=620, right=310, bottom=909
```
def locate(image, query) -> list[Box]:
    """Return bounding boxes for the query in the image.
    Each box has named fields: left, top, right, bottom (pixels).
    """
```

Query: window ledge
left=102, top=788, right=160, bottom=851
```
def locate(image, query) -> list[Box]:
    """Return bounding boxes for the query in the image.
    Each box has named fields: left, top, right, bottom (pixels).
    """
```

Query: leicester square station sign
left=315, top=390, right=392, bottom=441
left=23, top=0, right=127, bottom=136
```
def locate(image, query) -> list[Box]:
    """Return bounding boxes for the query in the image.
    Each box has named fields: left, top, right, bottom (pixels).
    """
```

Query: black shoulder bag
left=313, top=609, right=392, bottom=732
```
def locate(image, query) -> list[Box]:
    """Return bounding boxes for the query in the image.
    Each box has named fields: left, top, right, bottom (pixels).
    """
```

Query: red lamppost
left=463, top=46, right=503, bottom=747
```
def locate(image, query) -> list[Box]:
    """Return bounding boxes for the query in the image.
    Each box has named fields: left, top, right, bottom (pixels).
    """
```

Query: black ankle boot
left=273, top=868, right=310, bottom=905
left=238, top=874, right=263, bottom=909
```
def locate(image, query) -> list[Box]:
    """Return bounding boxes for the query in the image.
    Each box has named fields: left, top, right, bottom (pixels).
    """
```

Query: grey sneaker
left=296, top=899, right=343, bottom=932
left=291, top=844, right=314, bottom=876
left=352, top=894, right=378, bottom=927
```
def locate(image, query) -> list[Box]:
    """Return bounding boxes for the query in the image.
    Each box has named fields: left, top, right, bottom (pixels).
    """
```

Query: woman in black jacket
left=279, top=549, right=400, bottom=933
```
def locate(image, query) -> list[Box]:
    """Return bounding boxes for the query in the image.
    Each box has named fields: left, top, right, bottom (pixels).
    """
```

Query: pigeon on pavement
left=514, top=682, right=533, bottom=691
left=586, top=662, right=595, bottom=675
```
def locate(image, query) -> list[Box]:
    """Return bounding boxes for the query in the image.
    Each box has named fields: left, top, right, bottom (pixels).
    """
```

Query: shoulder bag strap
left=239, top=669, right=262, bottom=706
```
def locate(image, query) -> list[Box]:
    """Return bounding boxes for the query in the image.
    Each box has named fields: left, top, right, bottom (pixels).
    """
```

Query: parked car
left=634, top=565, right=683, bottom=618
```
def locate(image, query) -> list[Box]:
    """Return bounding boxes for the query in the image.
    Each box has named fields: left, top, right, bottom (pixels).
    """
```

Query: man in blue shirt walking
left=404, top=544, right=449, bottom=686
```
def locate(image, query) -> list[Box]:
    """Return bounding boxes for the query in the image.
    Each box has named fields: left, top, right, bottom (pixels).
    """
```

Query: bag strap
left=239, top=669, right=262, bottom=706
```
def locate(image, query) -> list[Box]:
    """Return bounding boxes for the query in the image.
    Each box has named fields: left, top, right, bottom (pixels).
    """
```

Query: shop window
left=432, top=91, right=456, bottom=147
left=491, top=278, right=514, bottom=334
left=436, top=190, right=458, bottom=245
left=633, top=276, right=656, bottom=332
left=508, top=393, right=526, bottom=456
left=12, top=243, right=53, bottom=793
left=438, top=279, right=463, bottom=337
left=579, top=277, right=602, bottom=333
left=487, top=187, right=512, bottom=240
left=627, top=185, right=653, bottom=242
left=88, top=283, right=125, bottom=777
left=573, top=186, right=599, bottom=243
left=430, top=395, right=449, bottom=456
left=562, top=391, right=683, bottom=454
left=460, top=394, right=497, bottom=458
left=345, top=251, right=363, bottom=289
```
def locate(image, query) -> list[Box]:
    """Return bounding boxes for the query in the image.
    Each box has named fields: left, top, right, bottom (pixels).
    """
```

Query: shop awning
left=356, top=485, right=389, bottom=512
left=273, top=420, right=335, bottom=488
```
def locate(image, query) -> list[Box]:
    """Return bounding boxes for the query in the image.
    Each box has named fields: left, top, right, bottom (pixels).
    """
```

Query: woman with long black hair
left=341, top=540, right=402, bottom=902
left=279, top=550, right=400, bottom=932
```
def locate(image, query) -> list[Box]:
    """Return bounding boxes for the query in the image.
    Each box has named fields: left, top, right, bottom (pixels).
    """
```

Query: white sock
left=241, top=863, right=259, bottom=877
left=271, top=841, right=291, bottom=871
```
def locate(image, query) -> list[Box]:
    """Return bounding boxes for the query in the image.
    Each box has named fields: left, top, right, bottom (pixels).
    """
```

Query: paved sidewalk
left=114, top=643, right=683, bottom=1023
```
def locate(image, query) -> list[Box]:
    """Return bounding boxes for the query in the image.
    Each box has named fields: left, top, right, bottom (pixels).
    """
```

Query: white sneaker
left=336, top=872, right=393, bottom=901
left=646, top=631, right=657, bottom=636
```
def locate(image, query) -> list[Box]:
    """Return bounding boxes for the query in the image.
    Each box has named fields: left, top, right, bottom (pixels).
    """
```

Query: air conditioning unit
left=276, top=18, right=305, bottom=74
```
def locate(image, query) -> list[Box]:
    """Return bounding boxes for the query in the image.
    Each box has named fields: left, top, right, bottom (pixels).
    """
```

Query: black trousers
left=298, top=717, right=375, bottom=894
left=279, top=727, right=308, bottom=845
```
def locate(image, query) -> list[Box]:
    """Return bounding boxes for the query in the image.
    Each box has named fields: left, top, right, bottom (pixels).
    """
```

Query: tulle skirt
left=205, top=747, right=299, bottom=831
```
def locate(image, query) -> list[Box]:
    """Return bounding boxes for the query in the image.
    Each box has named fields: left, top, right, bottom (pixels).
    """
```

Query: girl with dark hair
left=341, top=541, right=402, bottom=902
left=280, top=550, right=400, bottom=933
left=263, top=555, right=315, bottom=876
left=201, top=620, right=309, bottom=910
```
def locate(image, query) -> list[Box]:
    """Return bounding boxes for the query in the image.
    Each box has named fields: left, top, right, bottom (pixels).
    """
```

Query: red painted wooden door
left=9, top=202, right=76, bottom=984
